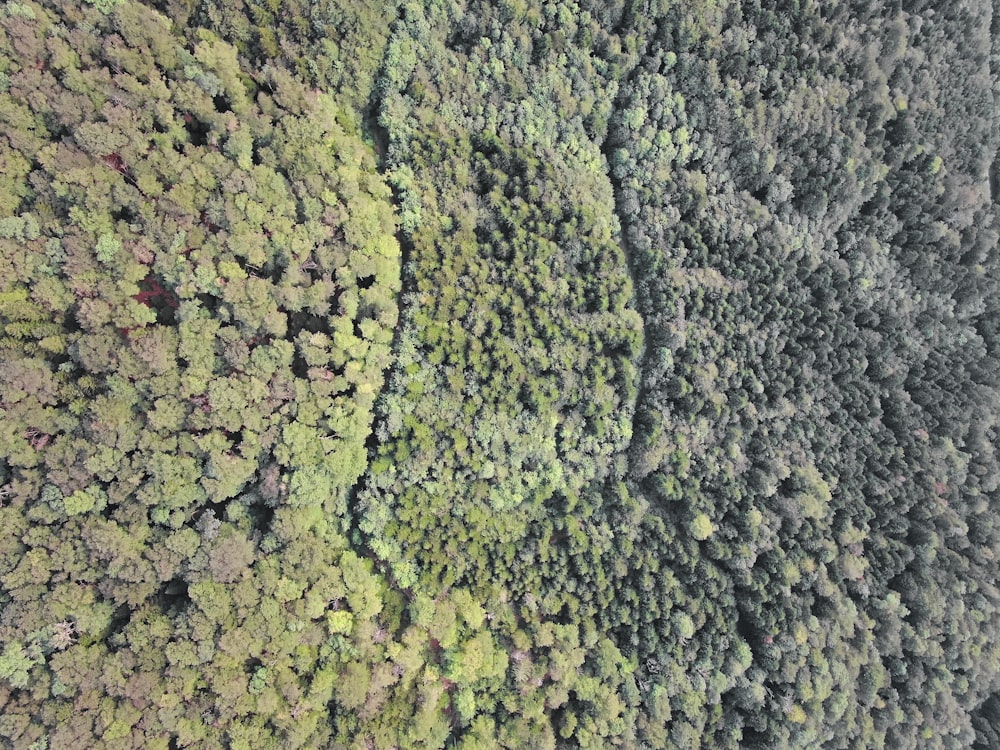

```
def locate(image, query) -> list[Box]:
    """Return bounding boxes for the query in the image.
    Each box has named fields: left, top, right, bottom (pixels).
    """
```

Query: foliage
left=1, top=0, right=998, bottom=747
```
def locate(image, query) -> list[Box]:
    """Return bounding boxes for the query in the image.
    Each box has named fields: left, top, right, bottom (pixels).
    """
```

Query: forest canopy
left=1, top=0, right=998, bottom=748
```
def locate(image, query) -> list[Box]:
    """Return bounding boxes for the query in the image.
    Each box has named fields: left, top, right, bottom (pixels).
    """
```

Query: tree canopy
left=1, top=0, right=998, bottom=747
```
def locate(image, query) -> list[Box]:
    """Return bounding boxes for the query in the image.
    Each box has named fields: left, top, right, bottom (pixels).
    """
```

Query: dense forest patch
left=1, top=0, right=998, bottom=747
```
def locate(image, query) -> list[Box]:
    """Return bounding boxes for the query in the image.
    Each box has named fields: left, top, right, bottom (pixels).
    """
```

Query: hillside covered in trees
left=1, top=0, right=998, bottom=747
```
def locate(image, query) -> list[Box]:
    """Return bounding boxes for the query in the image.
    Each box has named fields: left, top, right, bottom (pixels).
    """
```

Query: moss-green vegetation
left=1, top=0, right=998, bottom=747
